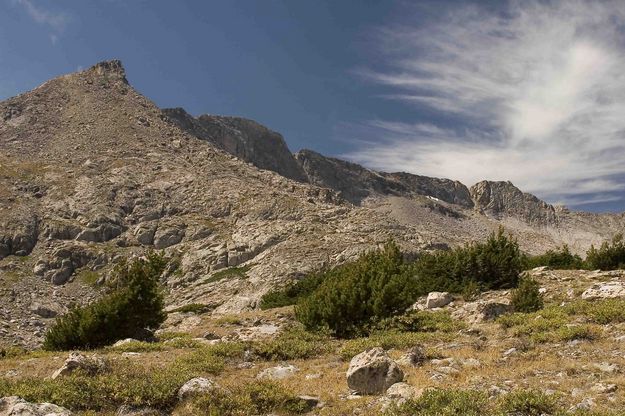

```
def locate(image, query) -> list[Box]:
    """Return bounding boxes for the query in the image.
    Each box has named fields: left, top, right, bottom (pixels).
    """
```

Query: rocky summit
left=3, top=60, right=625, bottom=415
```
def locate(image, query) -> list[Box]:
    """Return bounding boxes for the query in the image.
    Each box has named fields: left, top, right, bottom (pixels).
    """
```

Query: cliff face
left=470, top=180, right=558, bottom=224
left=162, top=108, right=308, bottom=182
left=294, top=149, right=474, bottom=207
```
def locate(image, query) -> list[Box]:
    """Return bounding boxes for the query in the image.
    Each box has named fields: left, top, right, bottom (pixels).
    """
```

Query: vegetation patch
left=252, top=325, right=334, bottom=360
left=374, top=310, right=465, bottom=333
left=179, top=380, right=310, bottom=415
left=259, top=272, right=324, bottom=310
left=511, top=277, right=544, bottom=313
left=204, top=265, right=251, bottom=284
left=339, top=330, right=449, bottom=361
left=523, top=245, right=584, bottom=270
left=43, top=251, right=168, bottom=351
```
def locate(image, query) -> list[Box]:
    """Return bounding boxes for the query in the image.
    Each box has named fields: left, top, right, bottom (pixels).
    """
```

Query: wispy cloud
left=13, top=0, right=69, bottom=43
left=345, top=0, right=625, bottom=207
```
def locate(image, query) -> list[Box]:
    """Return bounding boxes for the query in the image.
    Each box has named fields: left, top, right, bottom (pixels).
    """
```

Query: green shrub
left=295, top=242, right=419, bottom=338
left=259, top=272, right=325, bottom=310
left=43, top=252, right=168, bottom=351
left=339, top=330, right=450, bottom=360
left=204, top=265, right=251, bottom=284
left=252, top=326, right=333, bottom=360
left=523, top=245, right=585, bottom=270
left=180, top=380, right=309, bottom=415
left=412, top=227, right=522, bottom=294
left=498, top=390, right=558, bottom=416
left=384, top=389, right=488, bottom=416
left=511, top=277, right=544, bottom=313
left=586, top=234, right=625, bottom=270
left=564, top=299, right=625, bottom=324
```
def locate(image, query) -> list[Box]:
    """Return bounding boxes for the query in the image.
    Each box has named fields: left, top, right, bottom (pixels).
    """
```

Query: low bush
left=523, top=245, right=585, bottom=270
left=498, top=390, right=559, bottom=416
left=511, top=277, right=544, bottom=313
left=412, top=227, right=523, bottom=294
left=586, top=234, right=625, bottom=270
left=43, top=252, right=168, bottom=351
left=384, top=389, right=488, bottom=416
left=295, top=241, right=419, bottom=338
left=563, top=299, right=625, bottom=324
left=339, top=330, right=450, bottom=360
left=180, top=380, right=310, bottom=415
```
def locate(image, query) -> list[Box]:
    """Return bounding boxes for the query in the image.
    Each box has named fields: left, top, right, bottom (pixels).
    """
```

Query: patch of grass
left=563, top=299, right=625, bottom=324
left=157, top=331, right=193, bottom=341
left=0, top=360, right=199, bottom=411
left=77, top=269, right=100, bottom=287
left=498, top=306, right=602, bottom=343
left=374, top=310, right=465, bottom=333
left=339, top=330, right=450, bottom=360
left=170, top=303, right=211, bottom=314
left=214, top=315, right=242, bottom=326
left=204, top=265, right=251, bottom=284
left=179, top=380, right=310, bottom=415
left=251, top=326, right=334, bottom=361
left=0, top=346, right=27, bottom=360
left=259, top=272, right=324, bottom=310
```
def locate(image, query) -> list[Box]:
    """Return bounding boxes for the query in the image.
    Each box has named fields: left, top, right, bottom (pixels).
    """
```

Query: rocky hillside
left=1, top=60, right=625, bottom=350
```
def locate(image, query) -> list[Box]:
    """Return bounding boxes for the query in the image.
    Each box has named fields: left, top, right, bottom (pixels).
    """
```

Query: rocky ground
left=2, top=267, right=625, bottom=415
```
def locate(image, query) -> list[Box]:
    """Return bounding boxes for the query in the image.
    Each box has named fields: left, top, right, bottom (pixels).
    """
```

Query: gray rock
left=397, top=345, right=427, bottom=367
left=257, top=364, right=298, bottom=380
left=425, top=292, right=452, bottom=309
left=0, top=396, right=71, bottom=416
left=51, top=352, right=107, bottom=379
left=177, top=377, right=216, bottom=400
left=346, top=348, right=404, bottom=395
left=153, top=227, right=185, bottom=249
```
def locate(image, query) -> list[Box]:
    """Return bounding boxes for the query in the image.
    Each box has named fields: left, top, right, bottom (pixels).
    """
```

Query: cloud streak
left=14, top=0, right=69, bottom=43
left=346, top=0, right=625, bottom=208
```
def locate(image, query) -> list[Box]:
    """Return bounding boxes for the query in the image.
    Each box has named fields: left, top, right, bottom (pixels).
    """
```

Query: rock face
left=470, top=180, right=557, bottom=224
left=346, top=348, right=404, bottom=395
left=294, top=149, right=474, bottom=206
left=582, top=282, right=625, bottom=300
left=163, top=108, right=308, bottom=182
left=0, top=396, right=71, bottom=416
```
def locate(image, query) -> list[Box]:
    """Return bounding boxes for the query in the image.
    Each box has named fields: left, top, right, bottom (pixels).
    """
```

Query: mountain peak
left=88, top=59, right=128, bottom=83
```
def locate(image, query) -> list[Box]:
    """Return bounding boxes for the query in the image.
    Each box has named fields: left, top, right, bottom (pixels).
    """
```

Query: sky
left=2, top=0, right=625, bottom=212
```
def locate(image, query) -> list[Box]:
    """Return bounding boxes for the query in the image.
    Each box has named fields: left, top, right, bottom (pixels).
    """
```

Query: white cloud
left=13, top=0, right=69, bottom=43
left=346, top=0, right=625, bottom=207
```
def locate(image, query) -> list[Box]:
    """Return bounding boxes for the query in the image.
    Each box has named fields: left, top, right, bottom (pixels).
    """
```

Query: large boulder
left=0, top=396, right=71, bottom=416
left=51, top=352, right=108, bottom=379
left=346, top=348, right=404, bottom=395
left=425, top=292, right=453, bottom=309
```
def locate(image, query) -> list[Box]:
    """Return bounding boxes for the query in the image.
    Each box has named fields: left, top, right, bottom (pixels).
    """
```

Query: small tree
left=44, top=252, right=167, bottom=350
left=295, top=242, right=418, bottom=338
left=586, top=234, right=625, bottom=271
left=511, top=277, right=543, bottom=313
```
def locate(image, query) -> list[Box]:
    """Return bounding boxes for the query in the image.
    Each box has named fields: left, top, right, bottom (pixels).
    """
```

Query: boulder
left=386, top=382, right=419, bottom=400
left=51, top=352, right=107, bottom=379
left=257, top=364, right=298, bottom=380
left=582, top=282, right=625, bottom=300
left=177, top=377, right=216, bottom=400
left=134, top=224, right=157, bottom=246
left=153, top=227, right=185, bottom=249
left=29, top=301, right=64, bottom=318
left=0, top=396, right=71, bottom=416
left=425, top=292, right=452, bottom=309
left=346, top=348, right=404, bottom=395
left=397, top=345, right=427, bottom=367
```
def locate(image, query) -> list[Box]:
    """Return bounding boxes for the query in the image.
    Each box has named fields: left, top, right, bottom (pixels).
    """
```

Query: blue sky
left=2, top=0, right=625, bottom=212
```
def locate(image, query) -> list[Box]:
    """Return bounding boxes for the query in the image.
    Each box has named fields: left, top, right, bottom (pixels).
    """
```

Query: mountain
left=163, top=107, right=308, bottom=182
left=1, top=60, right=624, bottom=348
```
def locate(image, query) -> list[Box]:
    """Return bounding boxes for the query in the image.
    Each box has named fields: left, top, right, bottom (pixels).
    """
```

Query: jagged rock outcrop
left=294, top=149, right=473, bottom=207
left=162, top=108, right=308, bottom=182
left=470, top=180, right=558, bottom=224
